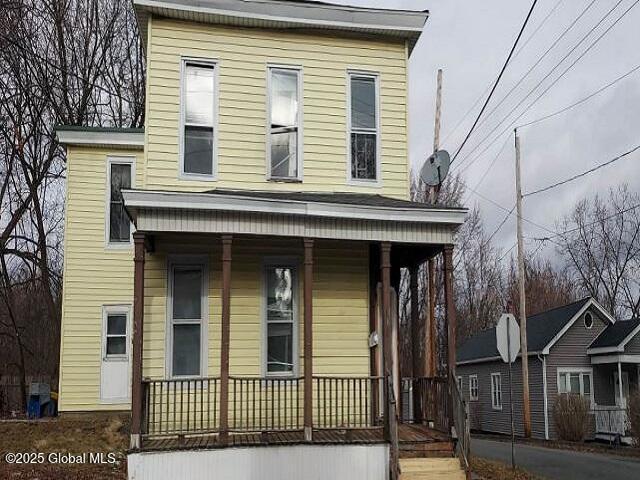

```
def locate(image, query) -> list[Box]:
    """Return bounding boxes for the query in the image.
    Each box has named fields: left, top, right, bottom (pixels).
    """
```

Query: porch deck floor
left=140, top=423, right=450, bottom=452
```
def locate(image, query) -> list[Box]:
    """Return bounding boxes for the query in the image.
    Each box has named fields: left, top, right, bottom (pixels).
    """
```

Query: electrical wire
left=523, top=144, right=640, bottom=197
left=450, top=0, right=540, bottom=164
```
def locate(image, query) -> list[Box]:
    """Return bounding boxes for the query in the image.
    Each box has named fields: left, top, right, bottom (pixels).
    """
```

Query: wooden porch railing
left=313, top=376, right=383, bottom=429
left=450, top=372, right=471, bottom=472
left=142, top=377, right=220, bottom=437
left=594, top=407, right=629, bottom=436
left=400, top=376, right=450, bottom=433
left=142, top=375, right=386, bottom=438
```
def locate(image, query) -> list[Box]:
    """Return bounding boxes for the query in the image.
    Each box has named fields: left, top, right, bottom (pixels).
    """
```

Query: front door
left=613, top=371, right=630, bottom=407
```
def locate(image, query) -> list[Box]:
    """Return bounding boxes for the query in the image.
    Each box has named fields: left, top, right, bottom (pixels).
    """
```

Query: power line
left=462, top=134, right=511, bottom=204
left=462, top=0, right=640, bottom=172
left=450, top=0, right=540, bottom=164
left=441, top=0, right=565, bottom=148
left=524, top=144, right=640, bottom=197
left=468, top=0, right=600, bottom=141
left=516, top=62, right=640, bottom=128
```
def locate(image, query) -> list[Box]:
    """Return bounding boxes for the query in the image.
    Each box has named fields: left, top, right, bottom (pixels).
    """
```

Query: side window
left=107, top=159, right=133, bottom=245
left=181, top=61, right=216, bottom=178
left=469, top=375, right=478, bottom=401
left=103, top=306, right=130, bottom=360
left=349, top=73, right=379, bottom=182
left=268, top=67, right=302, bottom=180
left=264, top=264, right=297, bottom=376
left=170, top=262, right=207, bottom=377
left=491, top=373, right=502, bottom=410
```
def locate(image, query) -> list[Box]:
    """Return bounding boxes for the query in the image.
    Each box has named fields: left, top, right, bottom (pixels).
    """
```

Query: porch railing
left=400, top=376, right=450, bottom=433
left=450, top=372, right=470, bottom=472
left=229, top=376, right=303, bottom=432
left=313, top=376, right=383, bottom=429
left=143, top=375, right=386, bottom=437
left=594, top=407, right=629, bottom=436
left=142, top=377, right=220, bottom=437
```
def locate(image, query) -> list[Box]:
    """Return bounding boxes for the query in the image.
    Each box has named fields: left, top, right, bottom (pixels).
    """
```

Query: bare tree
left=556, top=185, right=640, bottom=318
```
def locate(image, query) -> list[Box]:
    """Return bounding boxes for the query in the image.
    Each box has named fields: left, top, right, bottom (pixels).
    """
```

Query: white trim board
left=122, top=189, right=468, bottom=225
left=57, top=129, right=144, bottom=149
left=590, top=354, right=640, bottom=365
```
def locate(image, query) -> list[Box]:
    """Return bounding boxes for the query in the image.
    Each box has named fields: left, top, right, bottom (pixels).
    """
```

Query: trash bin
left=27, top=383, right=51, bottom=419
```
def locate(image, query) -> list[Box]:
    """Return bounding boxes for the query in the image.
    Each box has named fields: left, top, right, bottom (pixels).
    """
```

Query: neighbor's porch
left=122, top=189, right=468, bottom=477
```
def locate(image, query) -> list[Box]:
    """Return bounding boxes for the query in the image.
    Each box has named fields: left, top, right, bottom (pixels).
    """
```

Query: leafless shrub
left=628, top=391, right=640, bottom=447
left=553, top=395, right=591, bottom=442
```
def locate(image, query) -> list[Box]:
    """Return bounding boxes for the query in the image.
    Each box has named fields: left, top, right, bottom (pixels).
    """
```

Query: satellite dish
left=420, top=149, right=450, bottom=187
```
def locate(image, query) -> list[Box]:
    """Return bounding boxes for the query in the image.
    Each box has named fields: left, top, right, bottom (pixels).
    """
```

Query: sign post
left=496, top=313, right=520, bottom=470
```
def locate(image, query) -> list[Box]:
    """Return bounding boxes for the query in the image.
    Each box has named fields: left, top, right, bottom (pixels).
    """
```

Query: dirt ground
left=0, top=414, right=128, bottom=480
left=472, top=458, right=545, bottom=480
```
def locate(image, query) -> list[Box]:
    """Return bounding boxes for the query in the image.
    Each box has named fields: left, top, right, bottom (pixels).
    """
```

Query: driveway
left=472, top=438, right=640, bottom=480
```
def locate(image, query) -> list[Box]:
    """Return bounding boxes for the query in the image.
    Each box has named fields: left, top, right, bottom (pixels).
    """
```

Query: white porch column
left=617, top=361, right=624, bottom=408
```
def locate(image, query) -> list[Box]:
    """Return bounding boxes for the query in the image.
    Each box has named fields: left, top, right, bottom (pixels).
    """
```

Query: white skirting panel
left=128, top=444, right=389, bottom=480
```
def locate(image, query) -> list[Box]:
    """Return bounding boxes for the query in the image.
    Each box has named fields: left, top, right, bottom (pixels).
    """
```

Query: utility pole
left=427, top=69, right=443, bottom=377
left=514, top=128, right=531, bottom=437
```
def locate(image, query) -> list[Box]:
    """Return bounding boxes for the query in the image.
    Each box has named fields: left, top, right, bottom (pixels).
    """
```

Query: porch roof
left=122, top=188, right=467, bottom=244
left=588, top=318, right=640, bottom=355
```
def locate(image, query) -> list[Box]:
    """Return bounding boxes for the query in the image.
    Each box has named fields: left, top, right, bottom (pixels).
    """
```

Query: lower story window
left=264, top=263, right=297, bottom=375
left=491, top=373, right=502, bottom=410
left=170, top=260, right=207, bottom=377
left=469, top=375, right=478, bottom=401
left=558, top=370, right=592, bottom=399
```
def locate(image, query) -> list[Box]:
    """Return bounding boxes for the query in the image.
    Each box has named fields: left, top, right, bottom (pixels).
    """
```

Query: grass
left=472, top=458, right=545, bottom=480
left=0, top=414, right=128, bottom=479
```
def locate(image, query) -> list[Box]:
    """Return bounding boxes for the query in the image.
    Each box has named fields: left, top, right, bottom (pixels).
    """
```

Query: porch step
left=399, top=440, right=454, bottom=458
left=399, top=458, right=466, bottom=480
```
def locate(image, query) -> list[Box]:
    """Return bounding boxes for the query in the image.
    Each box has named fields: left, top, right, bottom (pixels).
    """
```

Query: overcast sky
left=328, top=0, right=640, bottom=259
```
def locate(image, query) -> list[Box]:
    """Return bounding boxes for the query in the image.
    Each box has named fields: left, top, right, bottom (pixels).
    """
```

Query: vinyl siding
left=458, top=358, right=546, bottom=440
left=58, top=146, right=143, bottom=412
left=143, top=18, right=409, bottom=197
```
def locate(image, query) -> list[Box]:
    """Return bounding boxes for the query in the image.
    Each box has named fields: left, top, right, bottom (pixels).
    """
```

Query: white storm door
left=100, top=305, right=132, bottom=403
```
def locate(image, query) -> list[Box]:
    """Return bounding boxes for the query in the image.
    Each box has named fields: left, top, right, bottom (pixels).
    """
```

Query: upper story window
left=469, top=375, right=478, bottom=401
left=268, top=67, right=302, bottom=180
left=181, top=60, right=217, bottom=179
left=348, top=72, right=379, bottom=183
left=107, top=157, right=134, bottom=246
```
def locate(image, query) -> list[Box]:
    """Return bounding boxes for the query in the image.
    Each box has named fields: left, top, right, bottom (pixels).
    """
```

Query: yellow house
left=56, top=1, right=468, bottom=479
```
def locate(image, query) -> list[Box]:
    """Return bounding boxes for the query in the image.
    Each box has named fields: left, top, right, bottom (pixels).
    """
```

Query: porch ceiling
left=122, top=188, right=467, bottom=245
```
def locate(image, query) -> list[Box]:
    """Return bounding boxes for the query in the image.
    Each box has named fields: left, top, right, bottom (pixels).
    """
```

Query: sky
left=327, top=0, right=640, bottom=259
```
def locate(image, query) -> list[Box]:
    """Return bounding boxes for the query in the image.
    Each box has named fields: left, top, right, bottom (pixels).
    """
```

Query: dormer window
left=268, top=66, right=302, bottom=180
left=181, top=60, right=217, bottom=179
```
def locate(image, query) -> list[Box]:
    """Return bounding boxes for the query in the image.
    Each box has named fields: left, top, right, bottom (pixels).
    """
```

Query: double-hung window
left=469, top=375, right=479, bottom=401
left=264, top=263, right=297, bottom=376
left=268, top=67, right=302, bottom=180
left=169, top=261, right=207, bottom=377
left=348, top=72, right=379, bottom=182
left=107, top=158, right=133, bottom=245
left=558, top=369, right=592, bottom=402
left=491, top=373, right=502, bottom=410
left=181, top=60, right=216, bottom=178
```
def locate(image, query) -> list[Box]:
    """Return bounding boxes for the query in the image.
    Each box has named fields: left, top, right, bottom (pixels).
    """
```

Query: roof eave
left=134, top=0, right=427, bottom=54
left=56, top=126, right=145, bottom=150
left=121, top=188, right=467, bottom=225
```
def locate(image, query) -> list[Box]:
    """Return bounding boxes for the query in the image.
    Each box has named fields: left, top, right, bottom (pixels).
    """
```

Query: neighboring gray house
left=456, top=298, right=640, bottom=442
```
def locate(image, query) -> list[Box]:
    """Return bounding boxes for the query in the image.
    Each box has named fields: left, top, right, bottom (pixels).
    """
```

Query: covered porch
left=122, top=189, right=467, bottom=473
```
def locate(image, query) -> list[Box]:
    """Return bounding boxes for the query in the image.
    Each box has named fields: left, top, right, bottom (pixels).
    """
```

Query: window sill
left=346, top=178, right=383, bottom=188
left=105, top=241, right=133, bottom=251
left=267, top=177, right=303, bottom=183
left=178, top=173, right=217, bottom=182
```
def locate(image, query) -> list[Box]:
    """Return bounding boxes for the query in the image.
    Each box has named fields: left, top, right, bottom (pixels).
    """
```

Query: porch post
left=410, top=264, right=422, bottom=423
left=219, top=235, right=232, bottom=444
left=443, top=245, right=456, bottom=431
left=427, top=259, right=437, bottom=377
left=617, top=361, right=624, bottom=408
left=303, top=238, right=314, bottom=441
left=130, top=232, right=146, bottom=449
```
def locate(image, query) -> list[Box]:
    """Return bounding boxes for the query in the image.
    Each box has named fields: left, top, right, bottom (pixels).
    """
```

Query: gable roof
left=134, top=0, right=428, bottom=54
left=589, top=318, right=640, bottom=351
left=457, top=298, right=593, bottom=364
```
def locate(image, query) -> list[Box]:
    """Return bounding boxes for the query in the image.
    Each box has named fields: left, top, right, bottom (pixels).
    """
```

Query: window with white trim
left=268, top=67, right=301, bottom=180
left=558, top=370, right=592, bottom=400
left=469, top=375, right=478, bottom=401
left=491, top=373, right=502, bottom=410
left=457, top=376, right=463, bottom=392
left=169, top=261, right=207, bottom=377
left=103, top=306, right=130, bottom=360
left=107, top=159, right=133, bottom=244
left=181, top=60, right=216, bottom=177
left=264, top=263, right=298, bottom=375
left=348, top=73, right=379, bottom=181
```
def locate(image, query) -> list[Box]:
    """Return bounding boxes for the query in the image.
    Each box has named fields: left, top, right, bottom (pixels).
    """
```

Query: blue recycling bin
left=26, top=382, right=51, bottom=419
left=27, top=396, right=41, bottom=419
